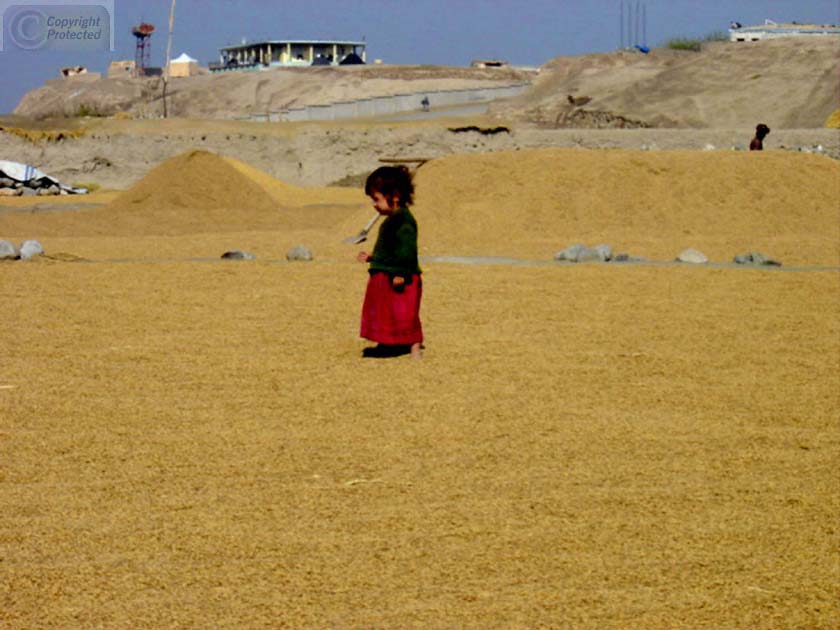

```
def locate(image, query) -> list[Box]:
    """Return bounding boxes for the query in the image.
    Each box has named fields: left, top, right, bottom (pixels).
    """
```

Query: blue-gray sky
left=0, top=0, right=837, bottom=114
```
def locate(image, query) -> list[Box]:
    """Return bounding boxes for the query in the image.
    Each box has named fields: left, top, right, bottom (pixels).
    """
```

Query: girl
left=357, top=166, right=423, bottom=359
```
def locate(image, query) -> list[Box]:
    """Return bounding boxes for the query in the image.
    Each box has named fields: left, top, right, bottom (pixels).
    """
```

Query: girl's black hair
left=365, top=165, right=414, bottom=206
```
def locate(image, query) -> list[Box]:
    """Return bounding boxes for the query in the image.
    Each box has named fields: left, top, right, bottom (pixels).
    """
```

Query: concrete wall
left=108, top=60, right=135, bottom=78
left=255, top=83, right=529, bottom=123
left=729, top=26, right=840, bottom=41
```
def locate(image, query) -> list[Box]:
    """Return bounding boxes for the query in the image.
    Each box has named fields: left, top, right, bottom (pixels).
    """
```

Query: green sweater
left=369, top=207, right=422, bottom=277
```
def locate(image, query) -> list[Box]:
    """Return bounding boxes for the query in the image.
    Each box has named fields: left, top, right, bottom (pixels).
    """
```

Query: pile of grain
left=4, top=148, right=838, bottom=266
left=98, top=150, right=361, bottom=236
left=406, top=148, right=840, bottom=265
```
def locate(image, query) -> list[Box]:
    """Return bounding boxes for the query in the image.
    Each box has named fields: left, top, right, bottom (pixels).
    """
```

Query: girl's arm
left=389, top=222, right=417, bottom=290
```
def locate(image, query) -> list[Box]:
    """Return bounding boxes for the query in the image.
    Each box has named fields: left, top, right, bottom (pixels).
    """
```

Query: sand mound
left=409, top=148, right=840, bottom=265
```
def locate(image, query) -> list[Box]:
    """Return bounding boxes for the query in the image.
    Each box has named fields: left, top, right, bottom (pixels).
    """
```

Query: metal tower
left=132, top=23, right=155, bottom=77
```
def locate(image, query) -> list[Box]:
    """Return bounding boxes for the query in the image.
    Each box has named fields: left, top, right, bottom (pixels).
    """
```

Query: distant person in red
left=357, top=166, right=424, bottom=359
left=750, top=123, right=770, bottom=151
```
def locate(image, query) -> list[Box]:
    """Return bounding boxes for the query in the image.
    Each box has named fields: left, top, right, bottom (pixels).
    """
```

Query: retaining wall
left=237, top=83, right=529, bottom=123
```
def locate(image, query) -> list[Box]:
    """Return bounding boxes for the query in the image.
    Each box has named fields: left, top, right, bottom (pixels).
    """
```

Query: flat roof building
left=730, top=21, right=840, bottom=41
left=471, top=59, right=509, bottom=69
left=211, top=39, right=366, bottom=72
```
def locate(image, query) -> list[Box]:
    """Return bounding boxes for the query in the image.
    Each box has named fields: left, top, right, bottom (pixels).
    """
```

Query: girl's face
left=370, top=191, right=398, bottom=215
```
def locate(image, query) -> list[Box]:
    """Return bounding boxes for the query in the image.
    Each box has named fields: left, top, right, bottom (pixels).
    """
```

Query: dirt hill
left=491, top=37, right=840, bottom=129
left=14, top=38, right=838, bottom=128
left=13, top=64, right=533, bottom=120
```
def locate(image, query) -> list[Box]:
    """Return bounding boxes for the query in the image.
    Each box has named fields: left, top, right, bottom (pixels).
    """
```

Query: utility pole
left=162, top=0, right=176, bottom=118
left=635, top=0, right=640, bottom=47
left=620, top=1, right=624, bottom=49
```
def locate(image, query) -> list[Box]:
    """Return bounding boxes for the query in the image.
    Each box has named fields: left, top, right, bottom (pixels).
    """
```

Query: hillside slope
left=13, top=64, right=533, bottom=120
left=10, top=37, right=839, bottom=127
left=491, top=37, right=840, bottom=129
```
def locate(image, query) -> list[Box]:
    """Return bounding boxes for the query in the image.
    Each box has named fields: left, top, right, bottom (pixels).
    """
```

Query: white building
left=212, top=39, right=366, bottom=72
left=730, top=20, right=840, bottom=42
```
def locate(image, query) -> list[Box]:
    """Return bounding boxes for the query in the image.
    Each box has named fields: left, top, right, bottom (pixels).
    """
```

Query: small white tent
left=168, top=52, right=199, bottom=77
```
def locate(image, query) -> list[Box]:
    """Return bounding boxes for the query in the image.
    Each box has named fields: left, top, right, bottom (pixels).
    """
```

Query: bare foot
left=410, top=342, right=423, bottom=360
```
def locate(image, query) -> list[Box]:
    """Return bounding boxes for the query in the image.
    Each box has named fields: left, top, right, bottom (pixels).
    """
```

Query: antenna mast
left=131, top=22, right=154, bottom=77
left=162, top=0, right=176, bottom=118
left=620, top=1, right=625, bottom=49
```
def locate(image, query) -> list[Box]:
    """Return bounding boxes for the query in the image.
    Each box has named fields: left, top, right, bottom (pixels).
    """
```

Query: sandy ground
left=1, top=143, right=838, bottom=628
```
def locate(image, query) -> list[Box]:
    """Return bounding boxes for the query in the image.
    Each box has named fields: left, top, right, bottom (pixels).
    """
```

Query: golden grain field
left=1, top=149, right=838, bottom=628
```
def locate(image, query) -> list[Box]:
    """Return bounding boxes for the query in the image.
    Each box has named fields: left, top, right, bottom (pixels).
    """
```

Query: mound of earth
left=14, top=65, right=534, bottom=120
left=399, top=148, right=840, bottom=265
left=492, top=37, right=840, bottom=129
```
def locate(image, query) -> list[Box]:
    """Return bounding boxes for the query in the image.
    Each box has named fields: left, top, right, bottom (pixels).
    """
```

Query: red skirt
left=360, top=272, right=423, bottom=345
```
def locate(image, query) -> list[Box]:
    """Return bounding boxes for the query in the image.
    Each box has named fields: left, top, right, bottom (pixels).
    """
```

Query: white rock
left=0, top=240, right=18, bottom=259
left=286, top=245, right=313, bottom=261
left=676, top=248, right=708, bottom=264
left=19, top=240, right=44, bottom=260
left=593, top=244, right=613, bottom=261
left=554, top=244, right=586, bottom=262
